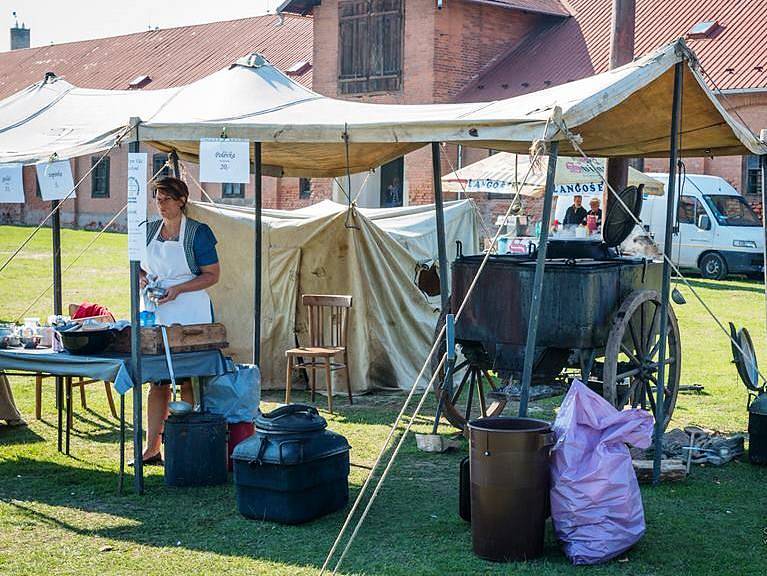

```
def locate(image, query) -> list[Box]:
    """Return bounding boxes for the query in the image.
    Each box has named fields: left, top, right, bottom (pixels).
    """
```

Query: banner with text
left=127, top=153, right=148, bottom=261
left=199, top=139, right=250, bottom=184
left=36, top=160, right=75, bottom=201
left=0, top=164, right=24, bottom=203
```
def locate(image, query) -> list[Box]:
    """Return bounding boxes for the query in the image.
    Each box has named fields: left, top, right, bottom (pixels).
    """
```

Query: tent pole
left=760, top=129, right=767, bottom=346
left=652, top=60, right=684, bottom=486
left=518, top=141, right=559, bottom=417
left=129, top=138, right=144, bottom=494
left=431, top=142, right=450, bottom=310
left=253, top=142, right=262, bottom=366
left=51, top=199, right=64, bottom=453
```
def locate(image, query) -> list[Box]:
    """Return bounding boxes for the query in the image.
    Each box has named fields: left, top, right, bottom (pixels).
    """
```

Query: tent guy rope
left=0, top=122, right=133, bottom=278
left=321, top=130, right=550, bottom=575
left=12, top=160, right=171, bottom=323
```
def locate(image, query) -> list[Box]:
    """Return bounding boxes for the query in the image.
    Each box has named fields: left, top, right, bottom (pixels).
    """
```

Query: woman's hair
left=153, top=176, right=189, bottom=210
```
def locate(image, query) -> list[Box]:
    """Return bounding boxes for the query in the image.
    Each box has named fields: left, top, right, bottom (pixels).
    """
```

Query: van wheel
left=700, top=252, right=727, bottom=280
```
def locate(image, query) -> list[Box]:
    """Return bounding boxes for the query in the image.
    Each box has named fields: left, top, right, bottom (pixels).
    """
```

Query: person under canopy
left=563, top=195, right=588, bottom=226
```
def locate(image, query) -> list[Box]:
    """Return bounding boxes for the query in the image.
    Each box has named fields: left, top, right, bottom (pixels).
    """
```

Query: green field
left=1, top=225, right=766, bottom=575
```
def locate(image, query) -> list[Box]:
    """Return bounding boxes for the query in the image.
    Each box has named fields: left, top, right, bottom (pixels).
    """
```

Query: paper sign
left=36, top=160, right=75, bottom=201
left=127, top=153, right=148, bottom=262
left=555, top=182, right=604, bottom=197
left=199, top=138, right=250, bottom=184
left=0, top=164, right=24, bottom=203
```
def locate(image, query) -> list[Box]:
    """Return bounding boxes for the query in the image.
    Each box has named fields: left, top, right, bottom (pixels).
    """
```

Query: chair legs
left=343, top=351, right=353, bottom=405
left=35, top=374, right=43, bottom=420
left=104, top=382, right=117, bottom=419
left=325, top=361, right=333, bottom=414
left=285, top=355, right=293, bottom=404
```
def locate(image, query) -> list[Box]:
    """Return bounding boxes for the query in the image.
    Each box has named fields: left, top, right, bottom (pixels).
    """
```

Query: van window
left=703, top=194, right=761, bottom=227
left=677, top=195, right=704, bottom=225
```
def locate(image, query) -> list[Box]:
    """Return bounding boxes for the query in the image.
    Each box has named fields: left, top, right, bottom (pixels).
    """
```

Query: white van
left=639, top=173, right=763, bottom=280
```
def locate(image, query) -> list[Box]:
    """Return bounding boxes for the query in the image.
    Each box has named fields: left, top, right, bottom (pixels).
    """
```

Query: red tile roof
left=464, top=0, right=571, bottom=17
left=0, top=14, right=313, bottom=100
left=459, top=0, right=767, bottom=102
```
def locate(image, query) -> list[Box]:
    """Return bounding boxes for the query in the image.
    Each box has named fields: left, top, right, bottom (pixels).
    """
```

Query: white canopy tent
left=1, top=38, right=766, bottom=491
left=441, top=153, right=665, bottom=197
left=0, top=41, right=764, bottom=175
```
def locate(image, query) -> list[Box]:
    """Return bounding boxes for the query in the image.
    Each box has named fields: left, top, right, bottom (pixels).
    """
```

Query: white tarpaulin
left=186, top=199, right=479, bottom=392
left=442, top=153, right=665, bottom=197
left=0, top=40, right=764, bottom=176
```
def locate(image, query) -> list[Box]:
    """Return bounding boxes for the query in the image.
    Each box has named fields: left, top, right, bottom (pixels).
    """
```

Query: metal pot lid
left=602, top=184, right=644, bottom=247
left=255, top=403, right=327, bottom=434
left=730, top=323, right=761, bottom=392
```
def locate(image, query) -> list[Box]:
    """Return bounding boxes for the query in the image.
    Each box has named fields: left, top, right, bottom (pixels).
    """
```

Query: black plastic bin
left=232, top=404, right=350, bottom=524
left=163, top=412, right=228, bottom=487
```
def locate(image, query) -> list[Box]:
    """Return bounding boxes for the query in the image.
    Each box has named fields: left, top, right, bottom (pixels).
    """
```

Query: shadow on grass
left=682, top=277, right=765, bottom=294
left=0, top=424, right=45, bottom=445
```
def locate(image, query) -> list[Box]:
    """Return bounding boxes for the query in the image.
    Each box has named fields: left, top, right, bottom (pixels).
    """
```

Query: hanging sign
left=555, top=182, right=604, bottom=197
left=127, top=153, right=148, bottom=261
left=0, top=164, right=24, bottom=203
left=199, top=138, right=250, bottom=184
left=36, top=160, right=75, bottom=201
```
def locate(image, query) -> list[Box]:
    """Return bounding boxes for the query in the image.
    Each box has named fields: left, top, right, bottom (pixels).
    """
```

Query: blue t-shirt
left=156, top=221, right=219, bottom=267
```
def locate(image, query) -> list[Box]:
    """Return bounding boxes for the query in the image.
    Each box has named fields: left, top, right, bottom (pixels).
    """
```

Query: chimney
left=606, top=0, right=636, bottom=200
left=11, top=19, right=30, bottom=50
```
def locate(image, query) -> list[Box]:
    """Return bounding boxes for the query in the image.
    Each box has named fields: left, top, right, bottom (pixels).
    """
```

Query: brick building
left=1, top=1, right=766, bottom=229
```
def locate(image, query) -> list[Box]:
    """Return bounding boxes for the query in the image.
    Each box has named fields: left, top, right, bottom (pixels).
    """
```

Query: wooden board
left=633, top=459, right=687, bottom=483
left=110, top=323, right=228, bottom=355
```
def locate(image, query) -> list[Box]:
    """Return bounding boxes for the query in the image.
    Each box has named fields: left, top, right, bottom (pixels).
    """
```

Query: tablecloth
left=0, top=348, right=228, bottom=394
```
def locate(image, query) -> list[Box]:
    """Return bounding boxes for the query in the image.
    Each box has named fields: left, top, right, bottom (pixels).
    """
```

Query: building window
left=152, top=153, right=171, bottom=179
left=744, top=155, right=762, bottom=196
left=338, top=0, right=403, bottom=95
left=380, top=157, right=404, bottom=207
left=299, top=178, right=312, bottom=199
left=91, top=156, right=110, bottom=198
left=222, top=183, right=245, bottom=198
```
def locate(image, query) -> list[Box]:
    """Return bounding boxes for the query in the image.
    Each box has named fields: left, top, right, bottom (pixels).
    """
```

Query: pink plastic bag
left=550, top=379, right=654, bottom=565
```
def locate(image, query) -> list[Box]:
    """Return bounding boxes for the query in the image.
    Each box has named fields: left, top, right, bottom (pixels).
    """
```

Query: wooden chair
left=285, top=294, right=352, bottom=414
left=33, top=303, right=117, bottom=421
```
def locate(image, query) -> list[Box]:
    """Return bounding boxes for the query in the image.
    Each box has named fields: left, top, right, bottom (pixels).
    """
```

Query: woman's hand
left=157, top=285, right=183, bottom=305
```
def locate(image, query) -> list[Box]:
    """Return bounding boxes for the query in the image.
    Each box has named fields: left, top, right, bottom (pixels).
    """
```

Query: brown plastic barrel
left=468, top=417, right=554, bottom=562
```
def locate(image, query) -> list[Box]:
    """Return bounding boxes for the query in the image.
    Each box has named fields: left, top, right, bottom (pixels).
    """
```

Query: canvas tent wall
left=1, top=40, right=764, bottom=175
left=186, top=199, right=478, bottom=392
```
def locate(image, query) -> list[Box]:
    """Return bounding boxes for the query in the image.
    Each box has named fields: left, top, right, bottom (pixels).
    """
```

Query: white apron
left=142, top=215, right=212, bottom=326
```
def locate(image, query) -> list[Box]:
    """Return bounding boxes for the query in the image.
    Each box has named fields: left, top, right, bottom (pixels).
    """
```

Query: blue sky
left=3, top=1, right=281, bottom=51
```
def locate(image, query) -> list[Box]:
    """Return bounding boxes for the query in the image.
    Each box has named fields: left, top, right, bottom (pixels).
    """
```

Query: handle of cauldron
left=540, top=431, right=556, bottom=450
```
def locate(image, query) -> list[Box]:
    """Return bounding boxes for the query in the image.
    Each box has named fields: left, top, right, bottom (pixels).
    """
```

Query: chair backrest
left=302, top=294, right=352, bottom=349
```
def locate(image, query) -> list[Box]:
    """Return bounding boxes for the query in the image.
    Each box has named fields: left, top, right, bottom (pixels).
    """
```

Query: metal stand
left=518, top=141, right=559, bottom=417
left=253, top=142, right=262, bottom=367
left=759, top=129, right=767, bottom=345
left=128, top=137, right=144, bottom=494
left=51, top=198, right=65, bottom=454
left=652, top=61, right=684, bottom=485
left=432, top=314, right=455, bottom=433
left=431, top=142, right=450, bottom=311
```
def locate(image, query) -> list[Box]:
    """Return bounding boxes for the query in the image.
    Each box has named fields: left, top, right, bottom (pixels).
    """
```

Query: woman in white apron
left=137, top=177, right=220, bottom=465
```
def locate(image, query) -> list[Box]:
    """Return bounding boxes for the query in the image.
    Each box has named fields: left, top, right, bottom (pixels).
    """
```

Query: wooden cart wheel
left=431, top=301, right=507, bottom=431
left=602, top=289, right=681, bottom=430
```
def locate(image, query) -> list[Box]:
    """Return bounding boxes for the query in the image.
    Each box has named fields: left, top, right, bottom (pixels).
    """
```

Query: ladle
left=161, top=325, right=193, bottom=416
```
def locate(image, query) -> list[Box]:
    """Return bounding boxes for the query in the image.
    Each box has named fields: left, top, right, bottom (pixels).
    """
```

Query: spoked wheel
left=432, top=303, right=507, bottom=431
left=602, top=290, right=681, bottom=430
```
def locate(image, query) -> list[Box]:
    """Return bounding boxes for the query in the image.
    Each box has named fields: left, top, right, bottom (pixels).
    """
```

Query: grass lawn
left=1, top=224, right=767, bottom=575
